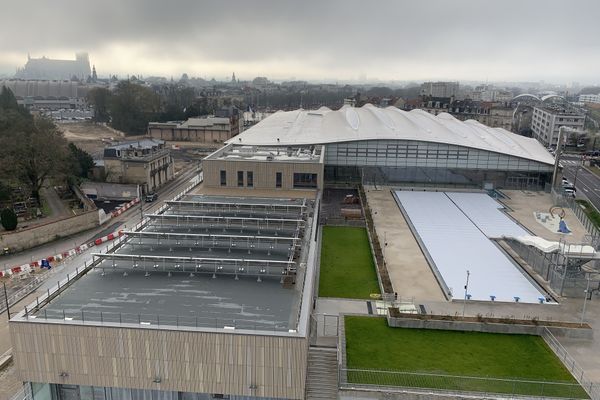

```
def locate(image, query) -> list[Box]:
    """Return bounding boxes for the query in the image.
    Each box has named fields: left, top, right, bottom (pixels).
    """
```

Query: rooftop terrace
left=25, top=193, right=315, bottom=333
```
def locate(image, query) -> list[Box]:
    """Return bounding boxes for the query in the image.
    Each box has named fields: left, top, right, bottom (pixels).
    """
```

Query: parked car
left=564, top=188, right=576, bottom=198
left=145, top=193, right=158, bottom=202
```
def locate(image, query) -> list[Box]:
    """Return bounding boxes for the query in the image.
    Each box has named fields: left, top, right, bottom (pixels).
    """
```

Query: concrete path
left=364, top=187, right=445, bottom=301
left=41, top=185, right=70, bottom=219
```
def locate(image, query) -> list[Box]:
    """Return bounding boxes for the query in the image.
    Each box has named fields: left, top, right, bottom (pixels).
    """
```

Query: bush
left=0, top=208, right=18, bottom=230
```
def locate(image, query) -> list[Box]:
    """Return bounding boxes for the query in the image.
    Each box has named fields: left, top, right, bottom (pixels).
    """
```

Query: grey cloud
left=0, top=0, right=599, bottom=82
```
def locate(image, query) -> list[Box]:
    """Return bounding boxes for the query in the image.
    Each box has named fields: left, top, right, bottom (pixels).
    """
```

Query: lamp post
left=552, top=126, right=582, bottom=189
left=573, top=155, right=583, bottom=187
left=462, top=270, right=470, bottom=318
left=581, top=274, right=591, bottom=325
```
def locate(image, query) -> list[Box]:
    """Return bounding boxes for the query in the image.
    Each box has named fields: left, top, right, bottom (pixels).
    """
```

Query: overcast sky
left=1, top=0, right=599, bottom=84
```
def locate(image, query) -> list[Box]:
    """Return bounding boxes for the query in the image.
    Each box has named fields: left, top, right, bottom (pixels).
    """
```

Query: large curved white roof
left=229, top=104, right=554, bottom=165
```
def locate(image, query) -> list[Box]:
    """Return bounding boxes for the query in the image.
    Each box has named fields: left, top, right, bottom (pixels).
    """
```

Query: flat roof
left=30, top=194, right=313, bottom=332
left=206, top=144, right=323, bottom=164
left=38, top=269, right=297, bottom=330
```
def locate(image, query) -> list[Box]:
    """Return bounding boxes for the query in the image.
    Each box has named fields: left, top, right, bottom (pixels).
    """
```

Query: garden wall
left=0, top=210, right=100, bottom=252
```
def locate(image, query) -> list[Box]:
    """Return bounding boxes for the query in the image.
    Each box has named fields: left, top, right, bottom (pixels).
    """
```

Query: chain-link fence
left=340, top=368, right=589, bottom=399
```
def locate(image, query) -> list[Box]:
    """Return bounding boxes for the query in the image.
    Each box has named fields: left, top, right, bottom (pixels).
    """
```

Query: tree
left=109, top=81, right=160, bottom=135
left=68, top=143, right=95, bottom=178
left=4, top=116, right=69, bottom=202
left=87, top=87, right=111, bottom=122
left=1, top=208, right=17, bottom=231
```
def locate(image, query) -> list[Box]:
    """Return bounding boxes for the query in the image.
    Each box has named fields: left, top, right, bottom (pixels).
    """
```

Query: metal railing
left=541, top=327, right=600, bottom=399
left=340, top=368, right=589, bottom=399
left=29, top=308, right=291, bottom=333
left=8, top=383, right=32, bottom=400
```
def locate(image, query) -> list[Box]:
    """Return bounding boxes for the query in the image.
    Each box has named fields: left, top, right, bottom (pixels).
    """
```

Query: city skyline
left=0, top=0, right=599, bottom=84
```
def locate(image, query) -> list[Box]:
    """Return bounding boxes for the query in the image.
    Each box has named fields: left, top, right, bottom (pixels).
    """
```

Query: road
left=0, top=166, right=200, bottom=270
left=561, top=155, right=600, bottom=212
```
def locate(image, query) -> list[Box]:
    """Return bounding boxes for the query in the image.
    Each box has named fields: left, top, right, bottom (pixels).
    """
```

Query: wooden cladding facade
left=10, top=321, right=308, bottom=399
left=203, top=159, right=323, bottom=191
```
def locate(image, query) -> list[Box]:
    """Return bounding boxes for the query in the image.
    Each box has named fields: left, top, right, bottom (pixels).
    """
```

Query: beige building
left=203, top=144, right=324, bottom=191
left=148, top=116, right=240, bottom=143
left=10, top=190, right=318, bottom=400
left=103, top=139, right=174, bottom=193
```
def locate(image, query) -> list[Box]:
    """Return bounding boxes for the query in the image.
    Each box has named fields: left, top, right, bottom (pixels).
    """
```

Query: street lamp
left=573, top=155, right=583, bottom=187
left=552, top=126, right=583, bottom=189
left=581, top=274, right=591, bottom=325
left=462, top=270, right=470, bottom=318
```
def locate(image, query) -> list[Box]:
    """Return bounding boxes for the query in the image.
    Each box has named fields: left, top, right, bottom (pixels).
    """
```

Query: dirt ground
left=58, top=122, right=127, bottom=157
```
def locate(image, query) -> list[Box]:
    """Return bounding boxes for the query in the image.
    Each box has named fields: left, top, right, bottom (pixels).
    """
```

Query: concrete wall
left=10, top=321, right=308, bottom=399
left=387, top=316, right=593, bottom=340
left=0, top=210, right=99, bottom=252
left=203, top=158, right=324, bottom=191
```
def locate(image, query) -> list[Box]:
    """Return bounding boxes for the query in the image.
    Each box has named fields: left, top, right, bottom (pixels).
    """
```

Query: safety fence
left=542, top=327, right=600, bottom=399
left=340, top=368, right=589, bottom=399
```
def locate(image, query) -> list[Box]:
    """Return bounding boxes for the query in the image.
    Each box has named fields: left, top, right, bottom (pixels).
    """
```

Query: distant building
left=531, top=105, right=585, bottom=147
left=402, top=97, right=514, bottom=131
left=148, top=112, right=241, bottom=143
left=420, top=81, right=459, bottom=98
left=15, top=53, right=91, bottom=81
left=579, top=94, right=600, bottom=104
left=468, top=85, right=514, bottom=103
left=103, top=139, right=174, bottom=193
left=0, top=79, right=91, bottom=110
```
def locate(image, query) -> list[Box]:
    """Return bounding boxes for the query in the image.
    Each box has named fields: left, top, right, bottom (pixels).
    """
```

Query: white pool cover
left=394, top=191, right=546, bottom=303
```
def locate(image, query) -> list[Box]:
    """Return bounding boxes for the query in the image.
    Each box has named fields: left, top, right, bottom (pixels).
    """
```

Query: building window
left=220, top=170, right=226, bottom=186
left=247, top=171, right=253, bottom=187
left=293, top=173, right=318, bottom=188
left=276, top=172, right=282, bottom=188
left=237, top=171, right=244, bottom=187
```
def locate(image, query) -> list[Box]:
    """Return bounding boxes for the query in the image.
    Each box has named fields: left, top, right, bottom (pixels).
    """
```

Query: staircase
left=305, top=347, right=338, bottom=400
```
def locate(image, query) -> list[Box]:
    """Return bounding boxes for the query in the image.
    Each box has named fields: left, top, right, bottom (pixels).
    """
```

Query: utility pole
left=138, top=184, right=144, bottom=224
left=551, top=126, right=566, bottom=189
left=581, top=274, right=591, bottom=325
left=3, top=282, right=10, bottom=319
left=462, top=270, right=470, bottom=318
left=573, top=155, right=583, bottom=187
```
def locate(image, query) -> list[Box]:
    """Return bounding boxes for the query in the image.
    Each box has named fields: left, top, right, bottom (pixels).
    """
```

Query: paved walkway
left=365, top=187, right=445, bottom=301
left=501, top=190, right=588, bottom=244
left=41, top=185, right=70, bottom=219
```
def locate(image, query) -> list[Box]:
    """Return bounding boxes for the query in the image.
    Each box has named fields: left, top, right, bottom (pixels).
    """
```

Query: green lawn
left=576, top=199, right=600, bottom=229
left=319, top=226, right=380, bottom=299
left=344, top=316, right=587, bottom=398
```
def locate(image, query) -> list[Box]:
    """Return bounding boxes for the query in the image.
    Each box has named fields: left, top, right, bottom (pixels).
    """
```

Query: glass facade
left=293, top=173, right=318, bottom=188
left=30, top=383, right=283, bottom=400
left=323, top=140, right=553, bottom=190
